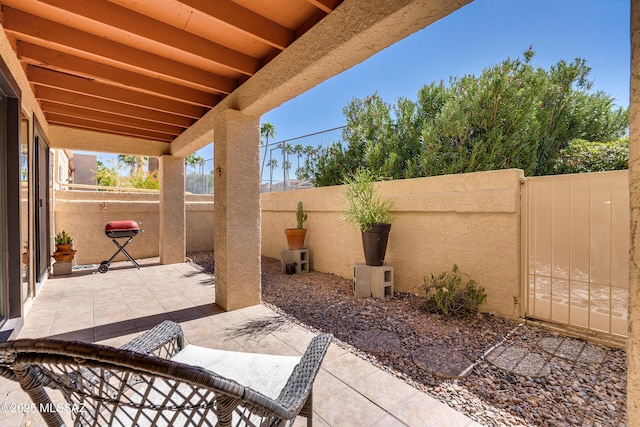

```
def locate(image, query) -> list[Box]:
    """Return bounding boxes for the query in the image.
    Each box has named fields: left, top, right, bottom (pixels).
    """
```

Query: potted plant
left=53, top=230, right=76, bottom=262
left=284, top=201, right=308, bottom=250
left=341, top=168, right=393, bottom=266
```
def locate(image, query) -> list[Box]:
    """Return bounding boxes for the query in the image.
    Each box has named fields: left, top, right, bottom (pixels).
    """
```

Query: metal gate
left=523, top=171, right=629, bottom=338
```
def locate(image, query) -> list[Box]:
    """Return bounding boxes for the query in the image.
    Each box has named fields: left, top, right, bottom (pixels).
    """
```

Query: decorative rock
left=485, top=344, right=552, bottom=377
left=538, top=336, right=606, bottom=364
left=412, top=345, right=474, bottom=378
left=351, top=329, right=401, bottom=354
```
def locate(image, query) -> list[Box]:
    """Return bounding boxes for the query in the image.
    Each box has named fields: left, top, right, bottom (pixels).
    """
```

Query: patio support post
left=629, top=0, right=640, bottom=424
left=159, top=155, right=186, bottom=264
left=213, top=109, right=261, bottom=311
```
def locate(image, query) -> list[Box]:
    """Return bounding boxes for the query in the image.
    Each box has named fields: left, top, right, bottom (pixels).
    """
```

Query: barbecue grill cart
left=99, top=220, right=141, bottom=273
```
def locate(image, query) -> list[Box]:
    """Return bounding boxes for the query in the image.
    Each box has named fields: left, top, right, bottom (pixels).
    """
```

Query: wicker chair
left=0, top=320, right=332, bottom=427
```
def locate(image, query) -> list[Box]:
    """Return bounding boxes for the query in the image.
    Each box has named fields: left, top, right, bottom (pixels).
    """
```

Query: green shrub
left=123, top=170, right=160, bottom=189
left=553, top=137, right=628, bottom=174
left=340, top=168, right=393, bottom=232
left=54, top=230, right=73, bottom=245
left=421, top=264, right=487, bottom=316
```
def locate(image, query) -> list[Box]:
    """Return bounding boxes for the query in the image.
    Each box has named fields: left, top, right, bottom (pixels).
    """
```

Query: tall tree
left=185, top=153, right=205, bottom=193
left=260, top=122, right=277, bottom=184
left=117, top=155, right=147, bottom=175
left=268, top=158, right=278, bottom=192
left=293, top=144, right=305, bottom=185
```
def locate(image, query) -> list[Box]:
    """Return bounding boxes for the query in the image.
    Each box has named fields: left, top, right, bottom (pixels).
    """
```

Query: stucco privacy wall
left=261, top=169, right=524, bottom=317
left=628, top=0, right=640, bottom=421
left=54, top=191, right=214, bottom=265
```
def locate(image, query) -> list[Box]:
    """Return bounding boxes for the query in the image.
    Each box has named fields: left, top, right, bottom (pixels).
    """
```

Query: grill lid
left=105, top=220, right=140, bottom=232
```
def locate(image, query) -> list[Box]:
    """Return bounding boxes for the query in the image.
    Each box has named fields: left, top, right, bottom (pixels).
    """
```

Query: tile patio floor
left=0, top=263, right=481, bottom=427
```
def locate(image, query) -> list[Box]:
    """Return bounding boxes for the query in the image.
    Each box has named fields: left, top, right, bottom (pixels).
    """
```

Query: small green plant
left=296, top=201, right=308, bottom=229
left=421, top=264, right=487, bottom=317
left=54, top=230, right=73, bottom=245
left=341, top=168, right=393, bottom=232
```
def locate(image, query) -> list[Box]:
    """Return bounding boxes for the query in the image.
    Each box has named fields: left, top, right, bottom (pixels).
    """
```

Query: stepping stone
left=352, top=329, right=401, bottom=354
left=485, top=344, right=551, bottom=377
left=538, top=337, right=606, bottom=364
left=412, top=344, right=473, bottom=378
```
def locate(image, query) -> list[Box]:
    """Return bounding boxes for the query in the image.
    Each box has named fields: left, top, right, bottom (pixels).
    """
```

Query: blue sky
left=261, top=0, right=629, bottom=145
left=88, top=0, right=631, bottom=180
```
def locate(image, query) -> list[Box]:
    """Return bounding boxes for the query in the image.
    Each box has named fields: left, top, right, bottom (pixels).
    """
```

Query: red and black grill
left=99, top=220, right=141, bottom=273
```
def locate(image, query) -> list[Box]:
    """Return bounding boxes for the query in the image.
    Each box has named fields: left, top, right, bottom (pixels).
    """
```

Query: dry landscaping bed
left=188, top=252, right=627, bottom=426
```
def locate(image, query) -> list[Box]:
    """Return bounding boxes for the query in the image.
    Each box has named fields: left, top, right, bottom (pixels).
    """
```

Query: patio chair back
left=0, top=332, right=332, bottom=427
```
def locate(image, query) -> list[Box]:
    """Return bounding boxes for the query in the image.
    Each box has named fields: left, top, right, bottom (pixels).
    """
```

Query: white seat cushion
left=110, top=345, right=302, bottom=426
left=171, top=344, right=301, bottom=399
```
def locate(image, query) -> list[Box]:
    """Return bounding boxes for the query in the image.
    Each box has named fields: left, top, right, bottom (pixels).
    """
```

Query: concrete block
left=281, top=249, right=310, bottom=274
left=353, top=263, right=371, bottom=297
left=371, top=265, right=394, bottom=298
left=353, top=264, right=394, bottom=298
left=52, top=262, right=72, bottom=276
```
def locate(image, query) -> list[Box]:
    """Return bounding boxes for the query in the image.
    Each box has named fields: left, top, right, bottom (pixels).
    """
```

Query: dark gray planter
left=361, top=223, right=391, bottom=266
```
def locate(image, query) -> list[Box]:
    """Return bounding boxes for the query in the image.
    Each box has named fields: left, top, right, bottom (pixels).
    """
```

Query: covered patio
left=1, top=0, right=640, bottom=424
left=0, top=263, right=479, bottom=427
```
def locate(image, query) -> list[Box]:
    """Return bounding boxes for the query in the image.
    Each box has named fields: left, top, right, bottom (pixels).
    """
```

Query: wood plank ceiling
left=0, top=0, right=343, bottom=143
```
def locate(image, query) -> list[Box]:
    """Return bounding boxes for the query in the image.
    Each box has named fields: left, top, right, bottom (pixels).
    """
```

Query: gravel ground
left=187, top=252, right=627, bottom=426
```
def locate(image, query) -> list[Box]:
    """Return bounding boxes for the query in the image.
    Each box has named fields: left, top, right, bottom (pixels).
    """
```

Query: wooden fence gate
left=523, top=170, right=629, bottom=338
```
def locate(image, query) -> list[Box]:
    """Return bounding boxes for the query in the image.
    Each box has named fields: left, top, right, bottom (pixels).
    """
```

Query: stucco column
left=213, top=109, right=261, bottom=311
left=159, top=155, right=186, bottom=264
left=630, top=0, right=640, bottom=424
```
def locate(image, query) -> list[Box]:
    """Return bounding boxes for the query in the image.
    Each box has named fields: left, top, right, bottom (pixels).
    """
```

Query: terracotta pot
left=361, top=223, right=391, bottom=266
left=284, top=228, right=307, bottom=250
left=53, top=249, right=76, bottom=262
left=56, top=243, right=73, bottom=252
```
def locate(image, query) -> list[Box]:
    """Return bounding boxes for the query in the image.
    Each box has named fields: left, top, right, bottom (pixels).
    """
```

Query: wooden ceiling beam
left=3, top=8, right=239, bottom=94
left=4, top=0, right=260, bottom=76
left=18, top=42, right=220, bottom=107
left=35, top=86, right=195, bottom=128
left=45, top=113, right=175, bottom=142
left=304, top=0, right=342, bottom=14
left=40, top=100, right=185, bottom=136
left=178, top=0, right=294, bottom=50
left=28, top=66, right=207, bottom=119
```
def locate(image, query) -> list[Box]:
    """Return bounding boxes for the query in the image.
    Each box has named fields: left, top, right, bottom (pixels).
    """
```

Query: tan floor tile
left=312, top=370, right=349, bottom=404
left=21, top=317, right=55, bottom=330
left=167, top=306, right=213, bottom=322
left=49, top=323, right=94, bottom=337
left=132, top=313, right=172, bottom=329
left=0, top=410, right=32, bottom=427
left=93, top=320, right=138, bottom=342
left=270, top=322, right=316, bottom=354
left=322, top=342, right=350, bottom=360
left=321, top=350, right=382, bottom=383
left=388, top=390, right=476, bottom=427
left=3, top=262, right=480, bottom=427
left=233, top=333, right=299, bottom=356
left=47, top=328, right=95, bottom=342
left=15, top=326, right=50, bottom=339
left=93, top=313, right=132, bottom=326
left=292, top=412, right=330, bottom=427
left=195, top=303, right=224, bottom=316
left=188, top=336, right=247, bottom=352
left=347, top=369, right=418, bottom=412
left=314, top=386, right=388, bottom=427
left=370, top=414, right=408, bottom=426
left=208, top=310, right=253, bottom=329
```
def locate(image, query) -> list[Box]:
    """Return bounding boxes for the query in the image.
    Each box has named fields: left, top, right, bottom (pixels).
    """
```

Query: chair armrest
left=275, top=334, right=332, bottom=412
left=119, top=320, right=184, bottom=359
